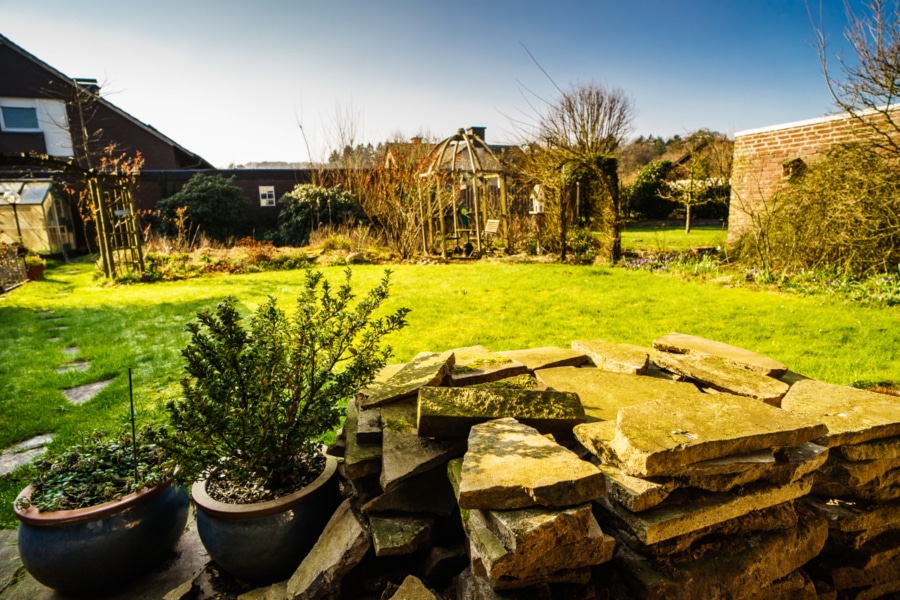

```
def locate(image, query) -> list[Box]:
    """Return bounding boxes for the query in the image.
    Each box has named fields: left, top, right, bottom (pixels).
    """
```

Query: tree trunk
left=685, top=203, right=692, bottom=234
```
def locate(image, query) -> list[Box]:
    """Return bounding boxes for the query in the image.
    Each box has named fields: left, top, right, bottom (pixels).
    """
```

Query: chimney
left=466, top=127, right=485, bottom=142
left=74, top=78, right=100, bottom=95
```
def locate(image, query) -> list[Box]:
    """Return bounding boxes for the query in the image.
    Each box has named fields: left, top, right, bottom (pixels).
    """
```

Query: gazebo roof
left=420, top=128, right=506, bottom=177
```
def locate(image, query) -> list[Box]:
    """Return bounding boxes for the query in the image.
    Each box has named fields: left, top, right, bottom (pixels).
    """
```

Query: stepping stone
left=496, top=347, right=587, bottom=371
left=380, top=398, right=466, bottom=491
left=360, top=351, right=455, bottom=408
left=370, top=514, right=434, bottom=557
left=840, top=435, right=900, bottom=461
left=416, top=387, right=585, bottom=439
left=55, top=325, right=69, bottom=330
left=457, top=418, right=606, bottom=510
left=0, top=433, right=56, bottom=476
left=781, top=379, right=900, bottom=447
left=536, top=367, right=704, bottom=422
left=571, top=339, right=649, bottom=375
left=595, top=476, right=813, bottom=544
left=62, top=378, right=113, bottom=405
left=587, top=393, right=826, bottom=477
left=48, top=337, right=60, bottom=342
left=652, top=351, right=789, bottom=406
left=448, top=345, right=529, bottom=386
left=388, top=575, right=439, bottom=600
left=37, top=310, right=54, bottom=315
left=287, top=499, right=370, bottom=599
left=652, top=332, right=788, bottom=377
left=63, top=346, right=78, bottom=355
left=55, top=359, right=89, bottom=373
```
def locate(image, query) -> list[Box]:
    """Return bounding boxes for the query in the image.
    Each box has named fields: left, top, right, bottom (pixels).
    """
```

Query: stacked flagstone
left=236, top=335, right=898, bottom=600
left=782, top=379, right=900, bottom=599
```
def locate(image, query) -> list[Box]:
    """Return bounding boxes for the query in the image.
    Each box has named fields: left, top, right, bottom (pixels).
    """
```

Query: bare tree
left=814, top=0, right=900, bottom=155
left=537, top=82, right=635, bottom=155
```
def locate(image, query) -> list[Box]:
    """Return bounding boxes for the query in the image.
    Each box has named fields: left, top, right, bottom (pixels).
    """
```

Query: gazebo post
left=500, top=174, right=511, bottom=253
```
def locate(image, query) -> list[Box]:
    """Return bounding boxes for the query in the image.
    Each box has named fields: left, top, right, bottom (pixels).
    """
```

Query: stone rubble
left=171, top=335, right=899, bottom=600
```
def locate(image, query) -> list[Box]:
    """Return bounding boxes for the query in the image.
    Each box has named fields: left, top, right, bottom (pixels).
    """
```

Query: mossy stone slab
left=840, top=435, right=900, bottom=461
left=571, top=339, right=649, bottom=375
left=416, top=387, right=585, bottom=439
left=360, top=352, right=455, bottom=408
left=536, top=367, right=703, bottom=422
left=599, top=464, right=678, bottom=512
left=652, top=332, right=788, bottom=377
left=477, top=503, right=593, bottom=553
left=380, top=398, right=466, bottom=491
left=370, top=514, right=434, bottom=557
left=652, top=351, right=789, bottom=406
left=361, top=466, right=458, bottom=517
left=596, top=476, right=813, bottom=544
left=389, top=575, right=440, bottom=600
left=616, top=510, right=827, bottom=600
left=448, top=345, right=529, bottom=386
left=496, top=347, right=587, bottom=372
left=466, top=507, right=614, bottom=580
left=343, top=399, right=382, bottom=481
left=781, top=379, right=900, bottom=447
left=457, top=418, right=606, bottom=510
left=605, top=394, right=827, bottom=477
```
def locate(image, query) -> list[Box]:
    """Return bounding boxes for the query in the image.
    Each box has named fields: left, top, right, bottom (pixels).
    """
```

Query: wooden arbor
left=417, top=128, right=512, bottom=258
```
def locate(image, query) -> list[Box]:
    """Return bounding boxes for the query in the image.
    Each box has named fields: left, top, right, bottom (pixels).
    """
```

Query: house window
left=259, top=186, right=276, bottom=207
left=0, top=106, right=40, bottom=131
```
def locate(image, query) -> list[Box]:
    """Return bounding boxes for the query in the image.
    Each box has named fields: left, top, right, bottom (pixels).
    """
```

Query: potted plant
left=13, top=429, right=189, bottom=594
left=24, top=253, right=45, bottom=280
left=162, top=268, right=409, bottom=583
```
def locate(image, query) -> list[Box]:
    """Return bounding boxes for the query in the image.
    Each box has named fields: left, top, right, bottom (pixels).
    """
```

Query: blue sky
left=1, top=1, right=858, bottom=167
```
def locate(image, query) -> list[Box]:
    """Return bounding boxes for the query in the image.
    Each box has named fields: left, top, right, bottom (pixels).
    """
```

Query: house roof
left=0, top=34, right=213, bottom=169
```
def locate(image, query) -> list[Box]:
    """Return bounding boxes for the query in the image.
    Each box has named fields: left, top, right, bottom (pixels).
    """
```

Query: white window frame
left=0, top=100, right=41, bottom=132
left=259, top=186, right=276, bottom=207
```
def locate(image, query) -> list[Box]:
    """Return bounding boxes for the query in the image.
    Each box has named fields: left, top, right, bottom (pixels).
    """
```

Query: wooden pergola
left=417, top=128, right=512, bottom=258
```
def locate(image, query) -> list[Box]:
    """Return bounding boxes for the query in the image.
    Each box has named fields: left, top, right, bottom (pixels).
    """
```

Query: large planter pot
left=14, top=481, right=190, bottom=594
left=192, top=453, right=340, bottom=584
left=26, top=265, right=44, bottom=280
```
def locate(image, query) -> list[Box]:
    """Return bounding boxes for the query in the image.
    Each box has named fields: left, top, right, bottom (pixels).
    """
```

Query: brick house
left=727, top=107, right=900, bottom=247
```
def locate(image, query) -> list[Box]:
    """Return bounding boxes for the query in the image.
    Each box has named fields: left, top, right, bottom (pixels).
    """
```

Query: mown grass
left=1, top=257, right=898, bottom=527
left=621, top=224, right=727, bottom=251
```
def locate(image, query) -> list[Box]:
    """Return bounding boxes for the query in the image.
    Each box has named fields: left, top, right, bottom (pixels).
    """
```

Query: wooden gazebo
left=417, top=128, right=512, bottom=258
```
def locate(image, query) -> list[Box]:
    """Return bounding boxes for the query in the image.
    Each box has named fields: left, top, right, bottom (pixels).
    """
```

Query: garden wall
left=727, top=107, right=900, bottom=247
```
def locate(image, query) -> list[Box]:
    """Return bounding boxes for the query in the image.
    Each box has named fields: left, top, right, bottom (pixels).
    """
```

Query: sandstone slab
left=496, top=347, right=587, bottom=371
left=389, top=575, right=439, bottom=600
left=416, top=387, right=585, bottom=439
left=803, top=497, right=900, bottom=533
left=840, top=435, right=900, bottom=461
left=455, top=567, right=552, bottom=599
left=342, top=399, right=382, bottom=481
left=571, top=339, right=649, bottom=375
left=822, top=456, right=900, bottom=488
left=448, top=345, right=529, bottom=386
left=477, top=503, right=593, bottom=554
left=652, top=332, right=788, bottom=377
left=370, top=514, right=434, bottom=557
left=822, top=553, right=900, bottom=591
left=380, top=398, right=466, bottom=491
left=287, top=499, right=370, bottom=599
left=599, top=464, right=677, bottom=512
left=361, top=466, right=458, bottom=517
left=781, top=379, right=900, bottom=447
left=756, top=571, right=817, bottom=600
left=601, top=394, right=825, bottom=477
left=652, top=351, right=789, bottom=405
left=356, top=405, right=382, bottom=446
left=535, top=367, right=704, bottom=422
left=616, top=508, right=827, bottom=600
left=360, top=351, right=455, bottom=408
left=596, top=476, right=813, bottom=545
left=457, top=418, right=606, bottom=510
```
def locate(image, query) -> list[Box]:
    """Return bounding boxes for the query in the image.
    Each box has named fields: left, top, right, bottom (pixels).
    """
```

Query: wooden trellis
left=90, top=176, right=144, bottom=279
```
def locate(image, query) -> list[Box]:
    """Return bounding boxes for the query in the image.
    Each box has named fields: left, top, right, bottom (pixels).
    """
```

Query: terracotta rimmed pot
left=192, top=453, right=340, bottom=584
left=14, top=481, right=190, bottom=594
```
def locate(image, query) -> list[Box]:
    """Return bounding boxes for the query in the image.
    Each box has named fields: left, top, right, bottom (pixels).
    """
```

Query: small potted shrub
left=162, top=268, right=408, bottom=583
left=24, top=253, right=45, bottom=280
left=13, top=429, right=189, bottom=594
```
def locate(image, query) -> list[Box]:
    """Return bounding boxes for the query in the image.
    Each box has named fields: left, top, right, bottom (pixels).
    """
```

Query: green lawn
left=1, top=258, right=898, bottom=527
left=621, top=224, right=727, bottom=252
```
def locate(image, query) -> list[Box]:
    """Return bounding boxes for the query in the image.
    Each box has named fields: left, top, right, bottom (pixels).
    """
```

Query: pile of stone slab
left=782, top=379, right=900, bottom=599
left=233, top=334, right=900, bottom=600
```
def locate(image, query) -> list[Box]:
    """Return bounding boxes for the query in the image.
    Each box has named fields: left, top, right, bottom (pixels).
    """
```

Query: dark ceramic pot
left=192, top=454, right=340, bottom=584
left=14, top=481, right=190, bottom=594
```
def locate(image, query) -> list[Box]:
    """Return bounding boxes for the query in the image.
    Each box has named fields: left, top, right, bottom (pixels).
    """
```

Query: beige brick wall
left=727, top=109, right=900, bottom=246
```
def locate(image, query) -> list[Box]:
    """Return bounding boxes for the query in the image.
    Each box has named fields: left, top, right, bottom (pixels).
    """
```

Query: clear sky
left=1, top=0, right=860, bottom=168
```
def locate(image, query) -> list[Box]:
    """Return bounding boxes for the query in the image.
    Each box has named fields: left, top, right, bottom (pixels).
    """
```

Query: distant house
left=0, top=33, right=313, bottom=251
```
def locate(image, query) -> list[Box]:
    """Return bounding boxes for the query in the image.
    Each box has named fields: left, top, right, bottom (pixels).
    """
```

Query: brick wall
left=727, top=108, right=900, bottom=246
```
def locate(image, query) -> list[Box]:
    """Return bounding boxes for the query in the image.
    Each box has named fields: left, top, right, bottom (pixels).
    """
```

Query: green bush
left=275, top=185, right=364, bottom=247
left=158, top=174, right=249, bottom=242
